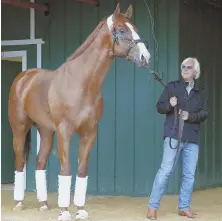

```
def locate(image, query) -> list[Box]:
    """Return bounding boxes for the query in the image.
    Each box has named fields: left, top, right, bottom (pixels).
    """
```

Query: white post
left=22, top=52, right=28, bottom=190
left=37, top=43, right=42, bottom=68
left=30, top=0, right=35, bottom=39
left=36, top=43, right=42, bottom=155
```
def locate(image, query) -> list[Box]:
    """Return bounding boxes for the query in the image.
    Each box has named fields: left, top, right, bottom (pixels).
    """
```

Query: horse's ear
left=125, top=4, right=133, bottom=19
left=113, top=3, right=120, bottom=21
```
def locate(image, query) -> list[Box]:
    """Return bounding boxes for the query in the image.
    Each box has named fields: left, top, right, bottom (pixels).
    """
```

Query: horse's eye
left=120, top=29, right=124, bottom=34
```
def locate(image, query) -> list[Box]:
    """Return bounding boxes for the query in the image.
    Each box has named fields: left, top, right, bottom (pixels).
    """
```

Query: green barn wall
left=179, top=0, right=222, bottom=189
left=3, top=0, right=221, bottom=197
left=2, top=3, right=30, bottom=40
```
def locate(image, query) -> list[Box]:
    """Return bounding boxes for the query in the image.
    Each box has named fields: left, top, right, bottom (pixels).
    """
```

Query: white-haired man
left=147, top=57, right=209, bottom=219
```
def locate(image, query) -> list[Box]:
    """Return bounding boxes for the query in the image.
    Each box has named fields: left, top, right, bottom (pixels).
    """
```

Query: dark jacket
left=156, top=79, right=209, bottom=144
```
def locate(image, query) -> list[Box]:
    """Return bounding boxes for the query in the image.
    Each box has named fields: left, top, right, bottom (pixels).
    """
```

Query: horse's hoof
left=39, top=204, right=49, bottom=211
left=12, top=202, right=23, bottom=211
left=58, top=211, right=72, bottom=221
left=75, top=210, right=89, bottom=220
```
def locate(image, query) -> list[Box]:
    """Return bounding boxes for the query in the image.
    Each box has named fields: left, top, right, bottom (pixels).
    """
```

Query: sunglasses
left=181, top=65, right=193, bottom=70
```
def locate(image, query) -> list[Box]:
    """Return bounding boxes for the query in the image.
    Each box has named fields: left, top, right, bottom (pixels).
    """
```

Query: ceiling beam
left=75, top=0, right=100, bottom=6
left=1, top=0, right=99, bottom=15
left=1, top=0, right=49, bottom=14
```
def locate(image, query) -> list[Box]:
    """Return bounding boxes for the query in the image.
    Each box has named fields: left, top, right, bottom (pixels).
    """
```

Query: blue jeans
left=148, top=137, right=199, bottom=210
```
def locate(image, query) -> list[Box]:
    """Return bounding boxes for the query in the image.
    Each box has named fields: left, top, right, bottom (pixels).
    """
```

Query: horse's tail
left=24, top=129, right=31, bottom=163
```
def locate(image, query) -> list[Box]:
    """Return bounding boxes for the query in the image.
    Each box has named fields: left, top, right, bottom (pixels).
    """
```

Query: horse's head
left=107, top=3, right=150, bottom=67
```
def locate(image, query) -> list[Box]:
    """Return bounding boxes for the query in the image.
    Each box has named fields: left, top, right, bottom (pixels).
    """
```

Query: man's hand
left=170, top=96, right=177, bottom=107
left=179, top=110, right=189, bottom=120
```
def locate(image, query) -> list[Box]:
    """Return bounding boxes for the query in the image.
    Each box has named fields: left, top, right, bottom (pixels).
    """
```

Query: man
left=147, top=57, right=209, bottom=220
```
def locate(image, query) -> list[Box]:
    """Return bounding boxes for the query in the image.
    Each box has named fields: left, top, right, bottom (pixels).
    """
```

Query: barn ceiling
left=1, top=0, right=100, bottom=16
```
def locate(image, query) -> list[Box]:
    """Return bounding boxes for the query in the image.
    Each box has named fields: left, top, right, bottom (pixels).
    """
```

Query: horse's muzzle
left=133, top=54, right=149, bottom=67
left=141, top=54, right=149, bottom=66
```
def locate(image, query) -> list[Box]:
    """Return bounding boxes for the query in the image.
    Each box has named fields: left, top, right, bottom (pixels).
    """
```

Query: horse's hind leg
left=35, top=127, right=54, bottom=211
left=11, top=118, right=32, bottom=211
left=74, top=126, right=97, bottom=220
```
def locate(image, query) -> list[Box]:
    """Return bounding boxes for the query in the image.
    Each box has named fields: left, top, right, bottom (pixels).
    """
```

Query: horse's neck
left=67, top=27, right=113, bottom=98
left=80, top=26, right=113, bottom=75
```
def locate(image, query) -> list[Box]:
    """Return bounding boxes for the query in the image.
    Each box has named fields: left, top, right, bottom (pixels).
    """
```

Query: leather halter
left=111, top=27, right=149, bottom=60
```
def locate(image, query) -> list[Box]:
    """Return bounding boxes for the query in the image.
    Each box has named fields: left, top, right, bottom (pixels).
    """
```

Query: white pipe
left=30, top=0, right=35, bottom=39
left=1, top=39, right=44, bottom=46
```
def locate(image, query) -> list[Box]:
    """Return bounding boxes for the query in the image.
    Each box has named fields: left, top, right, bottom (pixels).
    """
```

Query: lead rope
left=143, top=0, right=183, bottom=173
left=142, top=0, right=183, bottom=152
left=169, top=106, right=183, bottom=150
left=111, top=26, right=183, bottom=153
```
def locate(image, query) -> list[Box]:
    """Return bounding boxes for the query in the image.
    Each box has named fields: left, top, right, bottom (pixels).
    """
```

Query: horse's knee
left=36, top=156, right=47, bottom=170
left=78, top=163, right=88, bottom=177
left=60, top=161, right=71, bottom=176
left=15, top=164, right=25, bottom=172
left=15, top=156, right=25, bottom=172
left=13, top=135, right=28, bottom=171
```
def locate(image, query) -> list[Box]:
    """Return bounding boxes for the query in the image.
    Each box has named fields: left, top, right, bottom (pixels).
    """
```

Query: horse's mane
left=66, top=17, right=107, bottom=61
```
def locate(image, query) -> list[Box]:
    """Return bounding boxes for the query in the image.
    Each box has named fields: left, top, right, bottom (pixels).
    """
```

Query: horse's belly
left=24, top=78, right=56, bottom=130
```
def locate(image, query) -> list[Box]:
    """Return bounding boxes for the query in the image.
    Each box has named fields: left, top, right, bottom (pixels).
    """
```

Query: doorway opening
left=1, top=50, right=27, bottom=190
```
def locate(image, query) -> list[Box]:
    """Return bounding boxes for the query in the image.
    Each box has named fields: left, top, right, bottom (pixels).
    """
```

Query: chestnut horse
left=8, top=3, right=150, bottom=221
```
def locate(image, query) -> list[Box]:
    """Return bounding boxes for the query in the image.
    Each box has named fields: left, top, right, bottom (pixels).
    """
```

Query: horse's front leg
left=57, top=127, right=73, bottom=221
left=74, top=126, right=97, bottom=220
left=35, top=127, right=54, bottom=211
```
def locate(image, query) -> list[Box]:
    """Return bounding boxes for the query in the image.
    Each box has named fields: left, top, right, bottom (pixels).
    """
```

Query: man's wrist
left=187, top=112, right=195, bottom=121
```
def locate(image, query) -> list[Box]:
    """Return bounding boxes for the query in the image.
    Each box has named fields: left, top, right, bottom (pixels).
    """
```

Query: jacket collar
left=179, top=78, right=199, bottom=91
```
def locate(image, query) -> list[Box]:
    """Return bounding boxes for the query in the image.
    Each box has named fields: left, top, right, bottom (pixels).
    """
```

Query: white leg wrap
left=14, top=171, right=25, bottom=201
left=58, top=175, right=72, bottom=208
left=35, top=170, right=47, bottom=202
left=73, top=176, right=88, bottom=207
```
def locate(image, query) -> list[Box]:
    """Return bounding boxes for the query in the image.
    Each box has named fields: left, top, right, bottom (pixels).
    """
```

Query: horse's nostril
left=141, top=54, right=145, bottom=62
